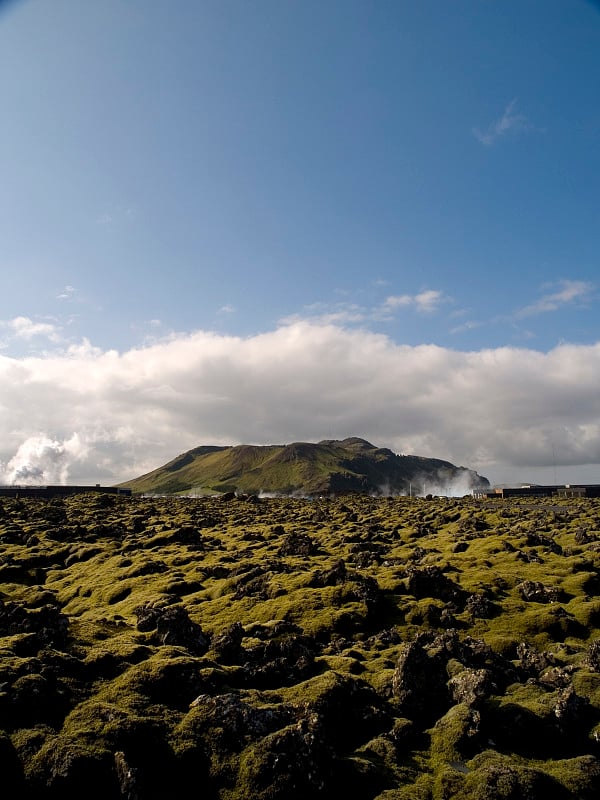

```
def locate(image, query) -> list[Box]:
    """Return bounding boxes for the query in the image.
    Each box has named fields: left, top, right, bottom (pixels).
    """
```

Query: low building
left=474, top=484, right=600, bottom=499
left=0, top=485, right=132, bottom=499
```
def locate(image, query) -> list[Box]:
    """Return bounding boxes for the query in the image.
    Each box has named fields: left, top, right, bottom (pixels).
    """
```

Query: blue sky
left=1, top=0, right=600, bottom=489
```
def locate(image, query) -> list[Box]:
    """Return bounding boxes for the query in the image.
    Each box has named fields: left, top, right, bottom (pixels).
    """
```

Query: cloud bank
left=1, top=321, right=600, bottom=487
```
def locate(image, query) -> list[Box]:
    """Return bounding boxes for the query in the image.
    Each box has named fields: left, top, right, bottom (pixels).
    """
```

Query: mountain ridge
left=119, top=437, right=490, bottom=497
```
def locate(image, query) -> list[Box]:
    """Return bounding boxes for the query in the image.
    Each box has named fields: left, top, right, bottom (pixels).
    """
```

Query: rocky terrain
left=1, top=491, right=600, bottom=798
left=120, top=437, right=489, bottom=497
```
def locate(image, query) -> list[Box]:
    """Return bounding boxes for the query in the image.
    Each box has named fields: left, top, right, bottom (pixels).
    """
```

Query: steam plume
left=0, top=434, right=88, bottom=485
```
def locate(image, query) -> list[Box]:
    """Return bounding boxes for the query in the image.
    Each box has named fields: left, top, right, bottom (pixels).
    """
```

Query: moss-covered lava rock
left=1, top=492, right=600, bottom=798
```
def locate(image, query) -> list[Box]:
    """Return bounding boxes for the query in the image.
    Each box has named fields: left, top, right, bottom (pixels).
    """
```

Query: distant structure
left=474, top=484, right=600, bottom=499
left=0, top=485, right=132, bottom=499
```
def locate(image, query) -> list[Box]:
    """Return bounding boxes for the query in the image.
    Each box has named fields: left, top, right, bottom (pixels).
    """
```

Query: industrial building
left=474, top=484, right=600, bottom=499
left=0, top=485, right=132, bottom=499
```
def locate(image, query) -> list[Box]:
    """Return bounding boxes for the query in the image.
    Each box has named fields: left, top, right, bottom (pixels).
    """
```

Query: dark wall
left=0, top=485, right=131, bottom=499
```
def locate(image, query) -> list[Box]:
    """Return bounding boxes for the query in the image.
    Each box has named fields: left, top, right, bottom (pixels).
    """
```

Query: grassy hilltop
left=1, top=492, right=600, bottom=798
left=119, top=437, right=489, bottom=496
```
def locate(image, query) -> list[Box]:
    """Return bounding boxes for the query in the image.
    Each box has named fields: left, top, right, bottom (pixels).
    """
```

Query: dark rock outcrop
left=135, top=604, right=209, bottom=654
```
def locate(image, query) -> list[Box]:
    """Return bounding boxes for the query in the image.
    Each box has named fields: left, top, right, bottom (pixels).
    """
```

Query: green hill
left=119, top=437, right=489, bottom=496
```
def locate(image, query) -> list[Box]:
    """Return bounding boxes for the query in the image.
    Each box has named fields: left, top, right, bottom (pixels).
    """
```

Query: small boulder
left=405, top=566, right=466, bottom=604
left=585, top=640, right=600, bottom=673
left=212, top=622, right=245, bottom=664
left=448, top=668, right=491, bottom=707
left=465, top=593, right=497, bottom=619
left=517, top=580, right=561, bottom=603
left=134, top=603, right=209, bottom=655
left=278, top=531, right=316, bottom=557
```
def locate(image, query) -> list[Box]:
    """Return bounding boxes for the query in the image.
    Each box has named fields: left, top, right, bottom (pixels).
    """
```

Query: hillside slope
left=119, top=437, right=489, bottom=496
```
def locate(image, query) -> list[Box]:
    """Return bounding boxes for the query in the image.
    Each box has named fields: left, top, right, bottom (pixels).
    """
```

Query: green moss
left=453, top=751, right=571, bottom=800
left=429, top=703, right=481, bottom=765
left=431, top=763, right=467, bottom=800
left=3, top=493, right=600, bottom=798
left=10, top=725, right=54, bottom=765
left=573, top=670, right=600, bottom=709
left=317, top=654, right=366, bottom=675
left=541, top=755, right=600, bottom=798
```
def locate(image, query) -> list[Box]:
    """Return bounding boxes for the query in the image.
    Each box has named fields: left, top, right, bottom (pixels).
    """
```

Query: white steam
left=0, top=434, right=89, bottom=485
left=417, top=471, right=485, bottom=498
left=375, top=469, right=485, bottom=498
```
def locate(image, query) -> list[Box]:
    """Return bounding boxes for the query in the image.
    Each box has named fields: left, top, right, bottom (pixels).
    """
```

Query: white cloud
left=382, top=295, right=413, bottom=310
left=1, top=316, right=61, bottom=342
left=517, top=280, right=594, bottom=318
left=450, top=320, right=482, bottom=335
left=1, top=322, right=600, bottom=487
left=473, top=99, right=532, bottom=146
left=382, top=289, right=447, bottom=314
left=57, top=285, right=76, bottom=300
left=285, top=290, right=448, bottom=328
left=281, top=302, right=366, bottom=326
